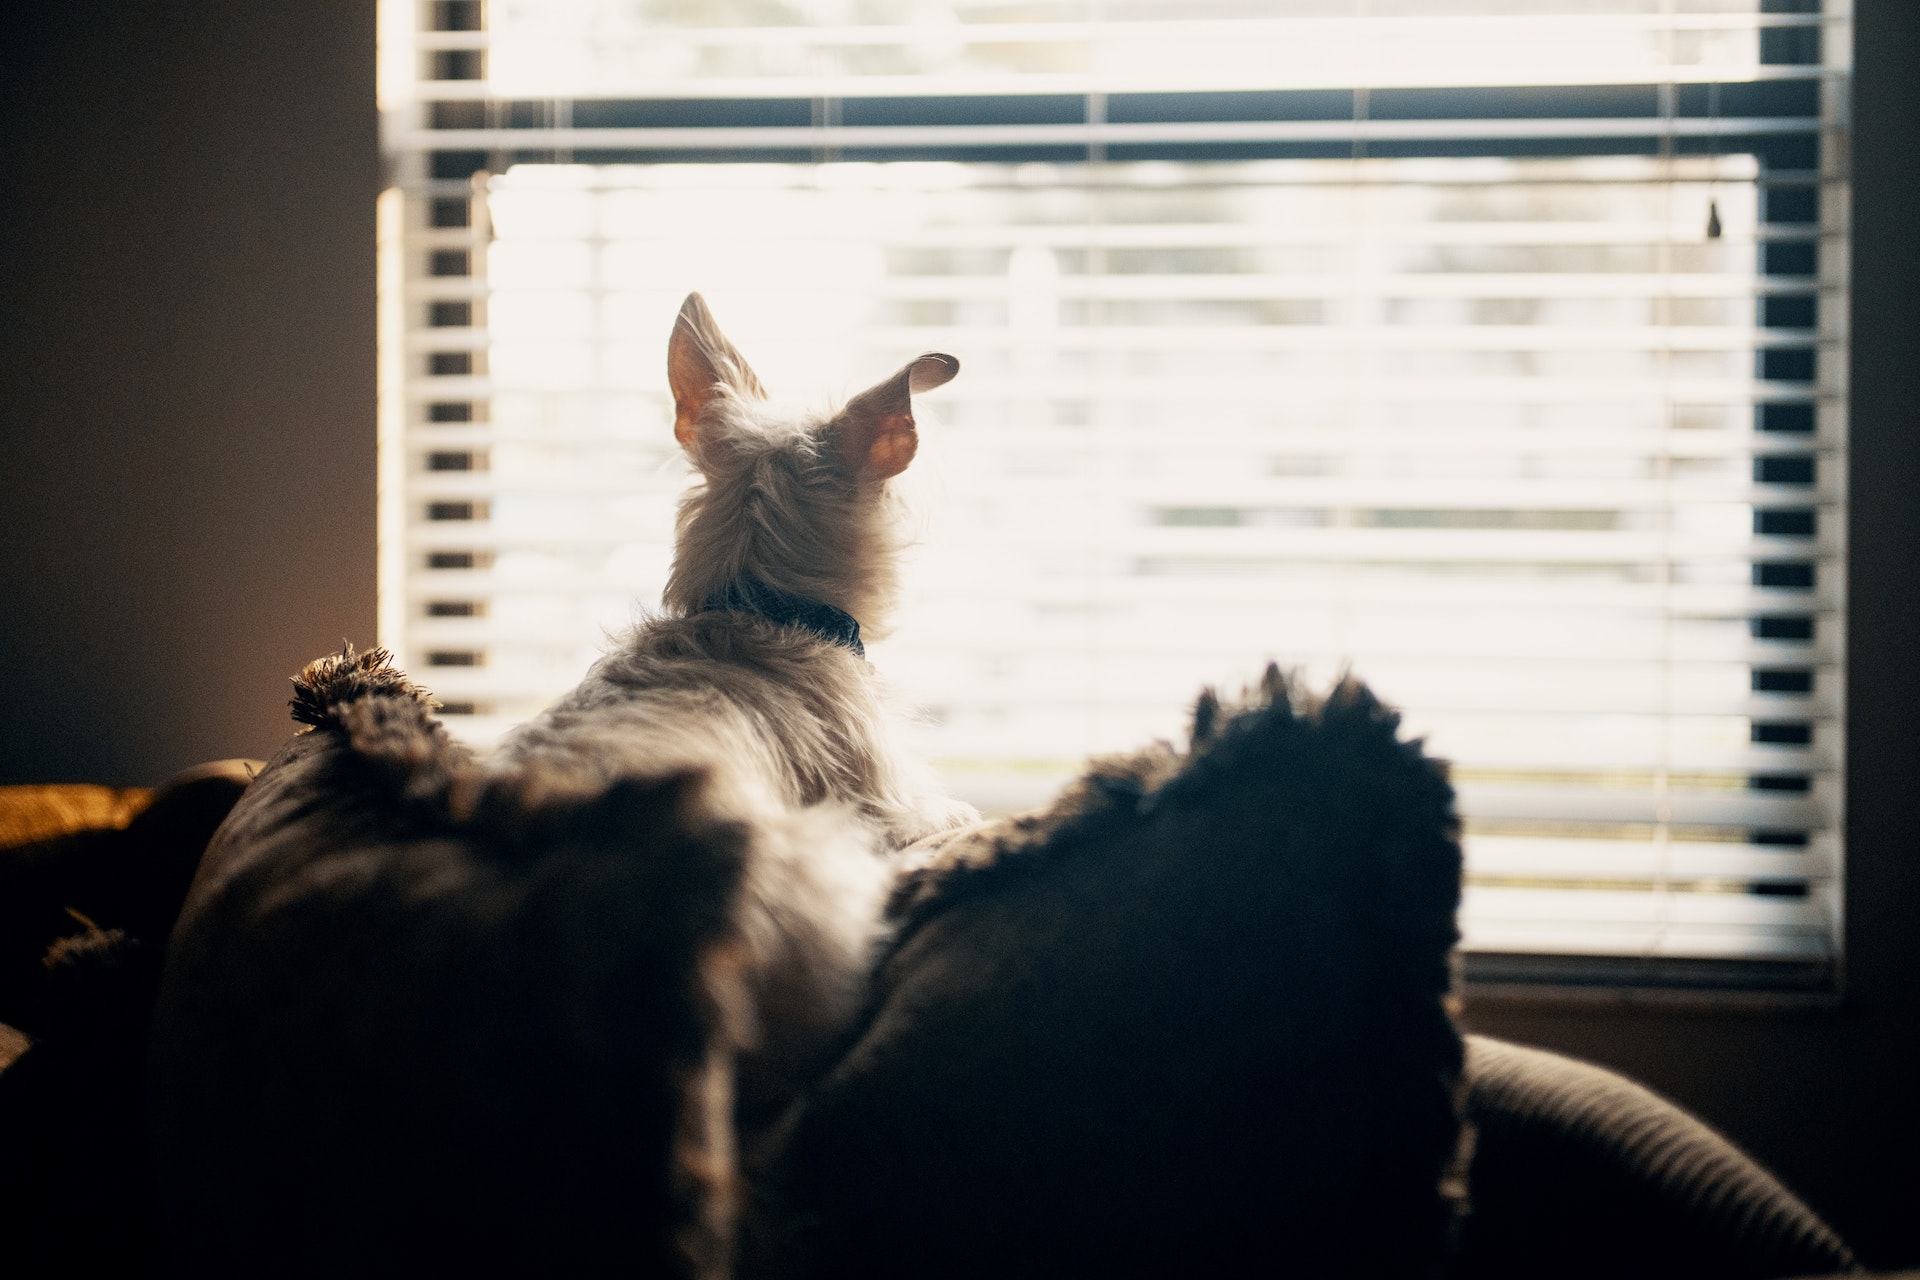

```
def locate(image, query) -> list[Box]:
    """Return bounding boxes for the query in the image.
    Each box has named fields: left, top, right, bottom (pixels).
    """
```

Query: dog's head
left=661, top=291, right=959, bottom=638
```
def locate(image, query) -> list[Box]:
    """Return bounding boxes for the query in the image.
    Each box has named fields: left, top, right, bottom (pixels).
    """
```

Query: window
left=379, top=0, right=1849, bottom=991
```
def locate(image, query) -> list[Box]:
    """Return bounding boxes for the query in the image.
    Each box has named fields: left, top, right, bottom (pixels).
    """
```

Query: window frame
left=378, top=0, right=1851, bottom=999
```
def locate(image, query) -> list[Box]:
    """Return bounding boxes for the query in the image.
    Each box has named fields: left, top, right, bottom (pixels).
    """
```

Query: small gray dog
left=496, top=292, right=976, bottom=1119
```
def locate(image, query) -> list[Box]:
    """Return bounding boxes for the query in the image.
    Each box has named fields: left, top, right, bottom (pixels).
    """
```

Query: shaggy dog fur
left=493, top=293, right=974, bottom=1119
left=753, top=669, right=1469, bottom=1280
left=499, top=295, right=970, bottom=849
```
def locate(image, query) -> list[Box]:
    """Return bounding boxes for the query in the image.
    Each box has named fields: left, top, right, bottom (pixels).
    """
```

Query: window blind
left=379, top=0, right=1849, bottom=991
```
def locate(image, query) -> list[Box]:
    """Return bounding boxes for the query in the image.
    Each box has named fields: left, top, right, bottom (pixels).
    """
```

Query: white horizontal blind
left=473, top=3, right=1828, bottom=96
left=379, top=0, right=1849, bottom=989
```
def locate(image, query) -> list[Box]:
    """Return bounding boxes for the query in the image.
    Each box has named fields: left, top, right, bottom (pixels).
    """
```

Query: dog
left=493, top=291, right=977, bottom=1120
left=146, top=293, right=975, bottom=1278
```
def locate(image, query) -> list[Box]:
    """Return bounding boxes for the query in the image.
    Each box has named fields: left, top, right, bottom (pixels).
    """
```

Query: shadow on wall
left=0, top=1, right=378, bottom=784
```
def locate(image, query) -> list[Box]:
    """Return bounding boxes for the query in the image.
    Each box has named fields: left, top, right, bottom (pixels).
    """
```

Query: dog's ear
left=668, top=293, right=767, bottom=451
left=836, top=353, right=959, bottom=482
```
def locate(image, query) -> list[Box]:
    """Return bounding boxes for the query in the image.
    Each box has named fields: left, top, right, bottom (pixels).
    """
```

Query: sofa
left=0, top=682, right=1870, bottom=1278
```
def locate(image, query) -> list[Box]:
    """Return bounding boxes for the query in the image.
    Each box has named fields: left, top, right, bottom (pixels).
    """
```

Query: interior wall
left=0, top=1, right=377, bottom=783
left=0, top=0, right=1913, bottom=1266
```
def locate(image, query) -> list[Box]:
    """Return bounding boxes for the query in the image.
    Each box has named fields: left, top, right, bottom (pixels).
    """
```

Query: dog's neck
left=700, top=576, right=866, bottom=659
left=661, top=393, right=906, bottom=637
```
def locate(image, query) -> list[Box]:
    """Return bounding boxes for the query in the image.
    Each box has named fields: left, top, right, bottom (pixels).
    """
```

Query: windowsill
left=1460, top=951, right=1842, bottom=1011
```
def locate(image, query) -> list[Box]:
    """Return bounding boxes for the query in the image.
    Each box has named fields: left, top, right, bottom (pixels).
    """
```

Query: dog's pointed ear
left=837, top=353, right=959, bottom=482
left=668, top=293, right=767, bottom=451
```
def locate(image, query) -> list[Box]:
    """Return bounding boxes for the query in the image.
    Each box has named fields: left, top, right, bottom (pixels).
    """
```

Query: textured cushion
left=1457, top=1035, right=1857, bottom=1279
left=756, top=672, right=1467, bottom=1280
left=148, top=648, right=752, bottom=1279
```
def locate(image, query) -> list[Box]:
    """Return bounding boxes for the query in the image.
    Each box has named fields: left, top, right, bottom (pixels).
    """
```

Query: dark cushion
left=148, top=647, right=752, bottom=1279
left=1457, top=1035, right=1857, bottom=1279
left=756, top=672, right=1468, bottom=1280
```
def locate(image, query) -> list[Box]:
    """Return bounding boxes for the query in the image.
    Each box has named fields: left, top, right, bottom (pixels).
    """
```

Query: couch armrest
left=1458, top=1034, right=1857, bottom=1280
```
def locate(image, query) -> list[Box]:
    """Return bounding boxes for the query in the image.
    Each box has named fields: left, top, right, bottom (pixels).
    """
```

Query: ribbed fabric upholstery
left=762, top=676, right=1467, bottom=1280
left=1458, top=1035, right=1858, bottom=1280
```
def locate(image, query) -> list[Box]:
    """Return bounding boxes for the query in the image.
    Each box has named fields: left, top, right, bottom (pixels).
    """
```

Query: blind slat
left=405, top=116, right=1820, bottom=152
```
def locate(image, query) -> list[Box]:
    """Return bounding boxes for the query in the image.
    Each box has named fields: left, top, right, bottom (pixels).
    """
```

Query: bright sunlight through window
left=379, top=0, right=1848, bottom=991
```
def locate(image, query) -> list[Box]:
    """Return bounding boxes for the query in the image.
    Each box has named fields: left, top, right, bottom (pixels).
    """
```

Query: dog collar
left=700, top=577, right=865, bottom=659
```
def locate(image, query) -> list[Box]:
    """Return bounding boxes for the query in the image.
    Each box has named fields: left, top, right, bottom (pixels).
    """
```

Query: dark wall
left=0, top=2, right=377, bottom=782
left=1468, top=1, right=1920, bottom=1266
left=0, top=0, right=1915, bottom=1267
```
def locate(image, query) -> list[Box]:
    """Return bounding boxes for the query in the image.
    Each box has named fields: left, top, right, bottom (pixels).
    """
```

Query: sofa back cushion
left=148, top=647, right=751, bottom=1279
left=759, top=672, right=1468, bottom=1280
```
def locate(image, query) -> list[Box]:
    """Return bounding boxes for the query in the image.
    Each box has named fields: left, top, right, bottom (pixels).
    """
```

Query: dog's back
left=498, top=611, right=943, bottom=847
